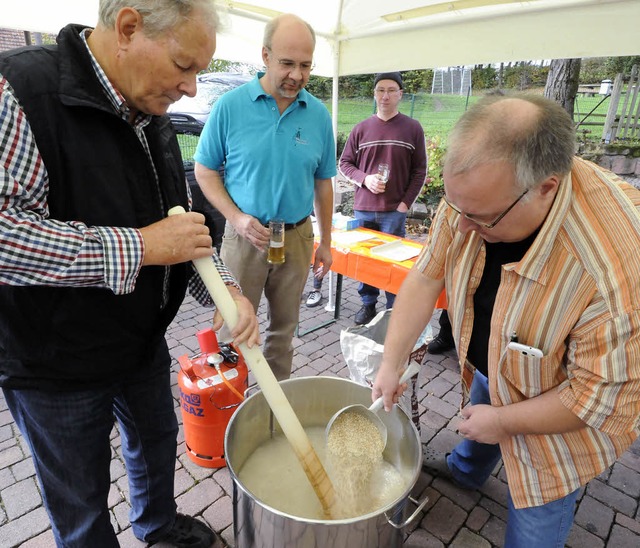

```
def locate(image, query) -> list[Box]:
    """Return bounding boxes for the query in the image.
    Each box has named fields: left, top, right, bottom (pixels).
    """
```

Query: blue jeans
left=354, top=209, right=407, bottom=308
left=3, top=342, right=179, bottom=547
left=448, top=372, right=579, bottom=547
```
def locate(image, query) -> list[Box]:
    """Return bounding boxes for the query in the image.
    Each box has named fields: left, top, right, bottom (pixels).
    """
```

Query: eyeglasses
left=443, top=189, right=529, bottom=229
left=374, top=88, right=401, bottom=96
left=266, top=47, right=315, bottom=74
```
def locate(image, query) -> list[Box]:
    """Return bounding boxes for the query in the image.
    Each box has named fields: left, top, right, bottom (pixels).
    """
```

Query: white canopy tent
left=4, top=1, right=640, bottom=77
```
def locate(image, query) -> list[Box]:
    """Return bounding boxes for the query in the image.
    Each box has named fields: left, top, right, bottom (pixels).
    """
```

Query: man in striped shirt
left=0, top=1, right=258, bottom=546
left=373, top=94, right=640, bottom=547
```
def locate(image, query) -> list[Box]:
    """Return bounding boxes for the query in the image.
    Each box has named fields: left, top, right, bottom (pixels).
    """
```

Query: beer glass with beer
left=268, top=219, right=285, bottom=264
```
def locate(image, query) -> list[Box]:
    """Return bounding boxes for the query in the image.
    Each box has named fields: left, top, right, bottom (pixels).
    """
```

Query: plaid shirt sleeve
left=187, top=251, right=242, bottom=307
left=0, top=75, right=143, bottom=294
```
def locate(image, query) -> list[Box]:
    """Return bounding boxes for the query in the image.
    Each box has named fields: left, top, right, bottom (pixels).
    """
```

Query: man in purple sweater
left=339, top=72, right=427, bottom=325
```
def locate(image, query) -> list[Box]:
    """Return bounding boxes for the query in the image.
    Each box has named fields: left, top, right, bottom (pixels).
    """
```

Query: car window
left=198, top=82, right=237, bottom=109
left=167, top=72, right=252, bottom=123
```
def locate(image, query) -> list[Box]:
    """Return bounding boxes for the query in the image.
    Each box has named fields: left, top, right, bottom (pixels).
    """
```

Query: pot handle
left=385, top=494, right=430, bottom=529
left=244, top=382, right=262, bottom=399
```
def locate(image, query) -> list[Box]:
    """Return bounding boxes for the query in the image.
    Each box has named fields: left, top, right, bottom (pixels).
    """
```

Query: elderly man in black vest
left=0, top=1, right=258, bottom=546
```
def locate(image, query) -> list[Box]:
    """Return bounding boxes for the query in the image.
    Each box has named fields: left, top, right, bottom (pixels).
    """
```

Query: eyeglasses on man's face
left=266, top=47, right=315, bottom=74
left=443, top=189, right=529, bottom=229
left=374, top=88, right=401, bottom=96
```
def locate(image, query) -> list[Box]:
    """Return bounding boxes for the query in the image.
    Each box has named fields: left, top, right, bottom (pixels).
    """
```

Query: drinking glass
left=377, top=163, right=390, bottom=186
left=267, top=220, right=285, bottom=264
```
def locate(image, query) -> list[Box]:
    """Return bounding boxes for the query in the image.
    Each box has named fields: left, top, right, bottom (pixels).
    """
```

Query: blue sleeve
left=194, top=99, right=227, bottom=171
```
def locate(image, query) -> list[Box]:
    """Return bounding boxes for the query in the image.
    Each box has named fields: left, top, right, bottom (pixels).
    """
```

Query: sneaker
left=427, top=333, right=455, bottom=354
left=306, top=290, right=322, bottom=308
left=147, top=513, right=216, bottom=548
left=354, top=304, right=376, bottom=325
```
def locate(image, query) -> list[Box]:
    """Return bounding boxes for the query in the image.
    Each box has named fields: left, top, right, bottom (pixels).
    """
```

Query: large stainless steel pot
left=225, top=376, right=428, bottom=548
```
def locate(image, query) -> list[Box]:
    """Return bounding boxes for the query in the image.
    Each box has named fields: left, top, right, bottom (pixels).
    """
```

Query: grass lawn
left=324, top=93, right=479, bottom=138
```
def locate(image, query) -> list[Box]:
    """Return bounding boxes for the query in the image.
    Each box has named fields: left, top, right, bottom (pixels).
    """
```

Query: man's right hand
left=140, top=212, right=213, bottom=265
left=364, top=174, right=386, bottom=194
left=372, top=362, right=406, bottom=412
left=232, top=213, right=270, bottom=252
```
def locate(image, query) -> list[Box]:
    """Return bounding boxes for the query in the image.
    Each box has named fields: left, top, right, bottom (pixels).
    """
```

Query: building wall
left=0, top=28, right=28, bottom=52
left=579, top=142, right=640, bottom=188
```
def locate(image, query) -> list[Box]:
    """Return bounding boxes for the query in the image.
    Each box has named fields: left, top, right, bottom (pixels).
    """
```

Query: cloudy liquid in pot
left=237, top=426, right=409, bottom=520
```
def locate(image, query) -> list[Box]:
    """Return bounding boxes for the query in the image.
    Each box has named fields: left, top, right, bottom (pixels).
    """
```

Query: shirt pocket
left=501, top=348, right=563, bottom=399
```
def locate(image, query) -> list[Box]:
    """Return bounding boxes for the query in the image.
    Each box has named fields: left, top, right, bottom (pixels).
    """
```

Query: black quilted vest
left=0, top=25, right=189, bottom=389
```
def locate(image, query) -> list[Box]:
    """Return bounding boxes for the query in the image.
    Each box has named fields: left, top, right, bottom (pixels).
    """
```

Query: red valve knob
left=196, top=328, right=220, bottom=355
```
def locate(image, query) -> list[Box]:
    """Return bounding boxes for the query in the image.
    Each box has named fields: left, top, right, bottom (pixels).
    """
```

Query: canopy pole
left=325, top=37, right=340, bottom=313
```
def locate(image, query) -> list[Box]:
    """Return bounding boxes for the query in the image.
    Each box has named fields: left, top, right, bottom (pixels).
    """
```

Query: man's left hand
left=396, top=203, right=409, bottom=213
left=458, top=404, right=509, bottom=445
left=212, top=286, right=260, bottom=348
left=313, top=242, right=333, bottom=278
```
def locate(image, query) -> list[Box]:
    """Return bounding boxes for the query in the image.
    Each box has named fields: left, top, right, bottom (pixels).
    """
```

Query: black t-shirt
left=466, top=231, right=538, bottom=376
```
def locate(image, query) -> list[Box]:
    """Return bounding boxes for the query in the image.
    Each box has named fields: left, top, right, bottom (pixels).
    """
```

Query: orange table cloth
left=316, top=227, right=447, bottom=308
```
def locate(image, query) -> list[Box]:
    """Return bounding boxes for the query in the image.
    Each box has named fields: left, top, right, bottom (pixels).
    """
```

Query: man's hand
left=140, top=212, right=213, bottom=265
left=458, top=389, right=586, bottom=443
left=372, top=363, right=407, bottom=412
left=312, top=242, right=333, bottom=279
left=232, top=212, right=270, bottom=252
left=211, top=285, right=260, bottom=348
left=397, top=202, right=409, bottom=213
left=457, top=404, right=510, bottom=445
left=363, top=174, right=386, bottom=194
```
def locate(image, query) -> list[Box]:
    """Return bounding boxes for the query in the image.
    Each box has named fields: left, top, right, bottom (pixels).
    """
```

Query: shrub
left=336, top=131, right=348, bottom=158
left=418, top=135, right=446, bottom=206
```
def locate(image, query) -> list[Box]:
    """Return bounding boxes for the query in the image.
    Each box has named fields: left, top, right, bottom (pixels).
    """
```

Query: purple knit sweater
left=339, top=113, right=427, bottom=211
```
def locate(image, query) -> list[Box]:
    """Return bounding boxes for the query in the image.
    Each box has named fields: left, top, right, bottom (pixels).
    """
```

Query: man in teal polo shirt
left=195, top=13, right=335, bottom=380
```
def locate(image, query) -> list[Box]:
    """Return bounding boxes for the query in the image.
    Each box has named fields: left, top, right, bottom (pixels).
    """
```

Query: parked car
left=168, top=72, right=252, bottom=125
left=169, top=72, right=252, bottom=250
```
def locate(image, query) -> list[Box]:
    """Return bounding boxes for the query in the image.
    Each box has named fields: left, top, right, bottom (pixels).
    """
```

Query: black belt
left=265, top=216, right=309, bottom=231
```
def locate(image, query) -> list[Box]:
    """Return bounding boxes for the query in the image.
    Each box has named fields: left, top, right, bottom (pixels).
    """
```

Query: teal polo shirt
left=194, top=75, right=336, bottom=225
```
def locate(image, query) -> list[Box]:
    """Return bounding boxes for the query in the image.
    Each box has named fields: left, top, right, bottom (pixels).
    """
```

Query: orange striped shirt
left=415, top=157, right=640, bottom=508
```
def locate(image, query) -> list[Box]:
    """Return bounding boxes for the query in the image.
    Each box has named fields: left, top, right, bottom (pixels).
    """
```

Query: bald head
left=446, top=94, right=576, bottom=191
left=263, top=13, right=316, bottom=50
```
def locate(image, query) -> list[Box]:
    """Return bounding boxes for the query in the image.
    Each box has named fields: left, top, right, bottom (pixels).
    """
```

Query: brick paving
left=1, top=262, right=640, bottom=547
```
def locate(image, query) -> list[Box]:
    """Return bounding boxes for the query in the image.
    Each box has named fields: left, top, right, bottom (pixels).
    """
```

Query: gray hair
left=263, top=14, right=316, bottom=49
left=445, top=93, right=576, bottom=194
left=98, top=0, right=219, bottom=38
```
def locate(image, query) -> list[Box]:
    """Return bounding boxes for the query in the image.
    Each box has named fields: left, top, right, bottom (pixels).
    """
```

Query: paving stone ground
left=1, top=239, right=639, bottom=547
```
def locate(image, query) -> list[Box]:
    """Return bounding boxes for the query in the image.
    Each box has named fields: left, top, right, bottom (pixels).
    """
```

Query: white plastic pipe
left=168, top=206, right=336, bottom=518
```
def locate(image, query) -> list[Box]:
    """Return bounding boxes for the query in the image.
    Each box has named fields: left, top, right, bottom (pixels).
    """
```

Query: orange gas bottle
left=177, top=328, right=248, bottom=468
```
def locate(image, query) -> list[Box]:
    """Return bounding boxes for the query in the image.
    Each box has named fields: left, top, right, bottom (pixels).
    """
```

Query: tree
left=544, top=58, right=581, bottom=118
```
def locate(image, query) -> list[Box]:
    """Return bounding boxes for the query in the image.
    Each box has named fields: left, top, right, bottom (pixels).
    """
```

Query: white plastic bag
left=340, top=309, right=432, bottom=387
left=340, top=309, right=432, bottom=432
